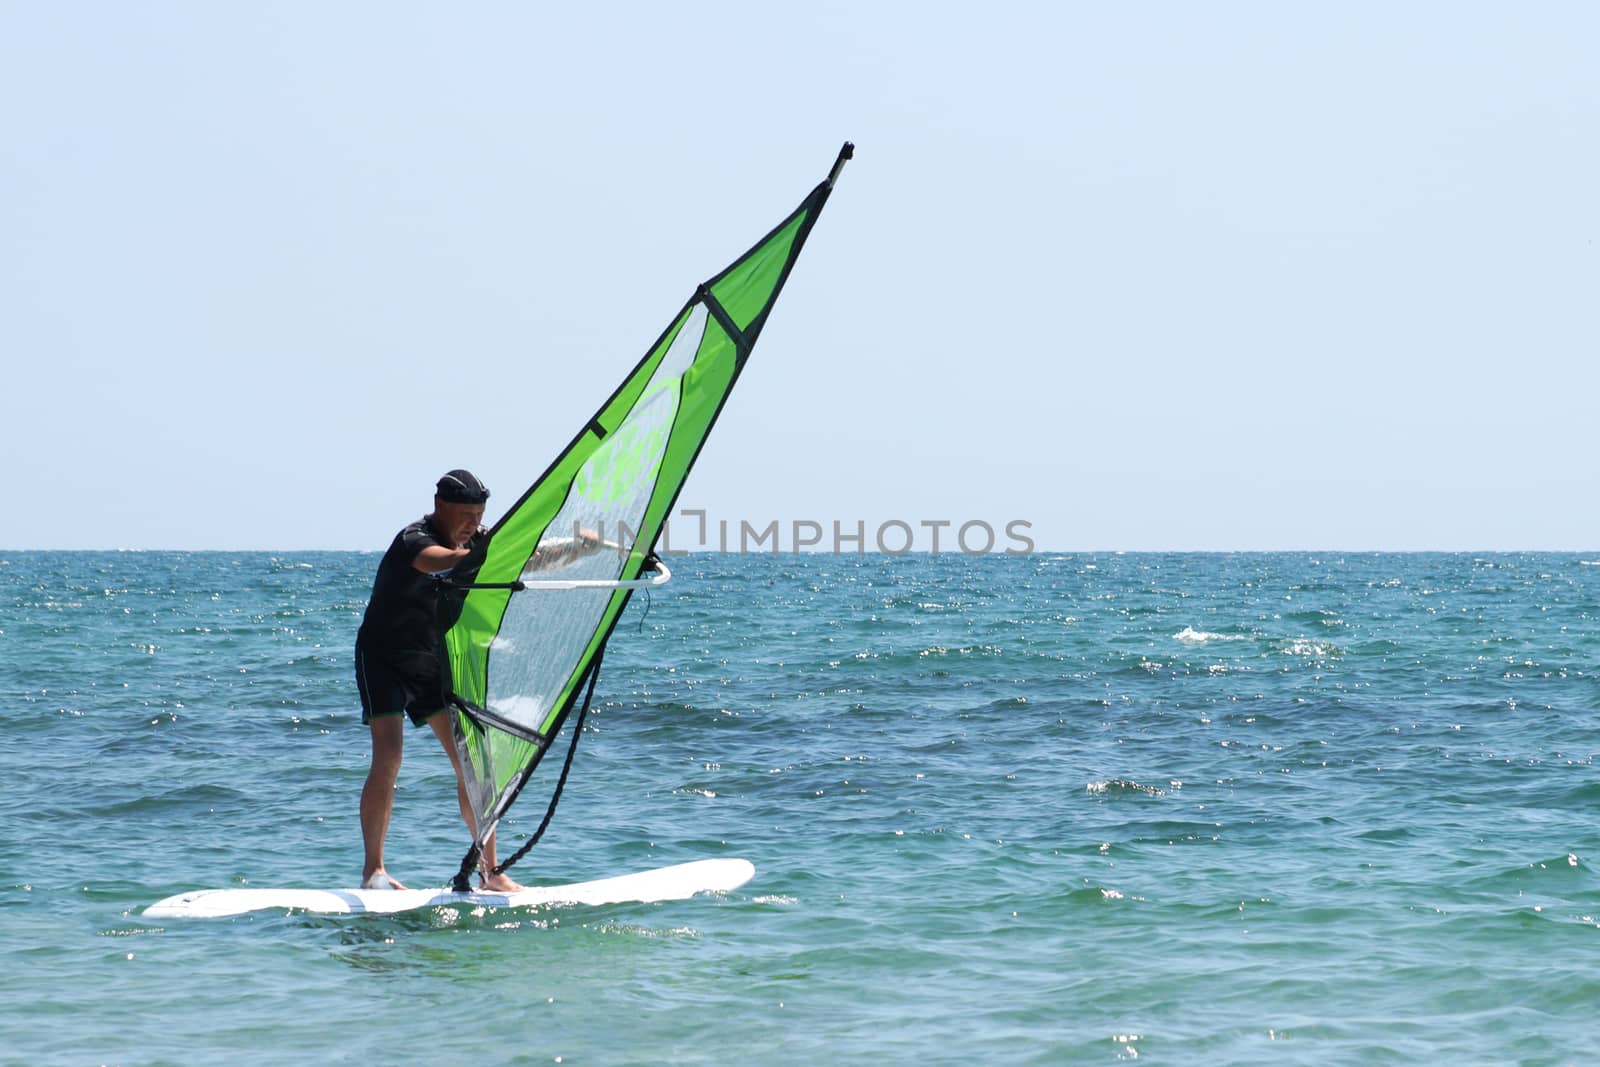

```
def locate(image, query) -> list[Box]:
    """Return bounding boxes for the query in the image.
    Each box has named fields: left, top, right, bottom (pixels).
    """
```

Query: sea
left=2, top=550, right=1597, bottom=1065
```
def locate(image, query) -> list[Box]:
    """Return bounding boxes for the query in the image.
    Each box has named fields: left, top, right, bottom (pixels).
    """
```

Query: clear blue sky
left=4, top=2, right=1595, bottom=551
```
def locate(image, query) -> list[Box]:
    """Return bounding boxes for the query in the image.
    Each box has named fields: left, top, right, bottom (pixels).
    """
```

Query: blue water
left=3, top=551, right=1598, bottom=1064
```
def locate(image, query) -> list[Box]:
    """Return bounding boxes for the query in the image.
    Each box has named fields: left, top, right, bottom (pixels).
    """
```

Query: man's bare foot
left=362, top=870, right=407, bottom=890
left=479, top=870, right=525, bottom=893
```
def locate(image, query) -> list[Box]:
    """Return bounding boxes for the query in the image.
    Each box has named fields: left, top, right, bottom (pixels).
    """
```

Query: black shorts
left=355, top=641, right=446, bottom=727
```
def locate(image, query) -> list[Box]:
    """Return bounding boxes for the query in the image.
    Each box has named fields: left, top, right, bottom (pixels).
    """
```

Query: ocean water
left=2, top=550, right=1598, bottom=1065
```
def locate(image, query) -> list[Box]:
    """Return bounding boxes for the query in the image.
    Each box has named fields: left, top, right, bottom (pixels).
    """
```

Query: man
left=354, top=469, right=524, bottom=892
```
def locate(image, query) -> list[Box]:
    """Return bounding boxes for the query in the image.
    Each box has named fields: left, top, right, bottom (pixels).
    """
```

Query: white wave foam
left=1087, top=779, right=1165, bottom=796
left=1174, top=626, right=1249, bottom=644
left=1280, top=638, right=1340, bottom=658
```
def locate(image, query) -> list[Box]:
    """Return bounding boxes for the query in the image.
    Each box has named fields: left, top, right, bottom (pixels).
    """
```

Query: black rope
left=450, top=841, right=481, bottom=895
left=634, top=552, right=662, bottom=633
left=491, top=652, right=606, bottom=877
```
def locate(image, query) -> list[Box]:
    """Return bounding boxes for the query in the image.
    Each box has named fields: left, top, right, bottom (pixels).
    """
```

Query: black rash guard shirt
left=356, top=517, right=487, bottom=657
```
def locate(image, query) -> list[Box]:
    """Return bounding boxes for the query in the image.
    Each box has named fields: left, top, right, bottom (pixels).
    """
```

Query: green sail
left=440, top=144, right=852, bottom=873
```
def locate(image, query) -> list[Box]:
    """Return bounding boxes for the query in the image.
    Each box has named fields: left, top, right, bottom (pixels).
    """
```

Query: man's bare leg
left=360, top=714, right=408, bottom=889
left=429, top=712, right=525, bottom=892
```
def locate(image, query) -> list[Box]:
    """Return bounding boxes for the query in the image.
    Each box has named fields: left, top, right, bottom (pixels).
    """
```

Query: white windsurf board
left=145, top=857, right=754, bottom=919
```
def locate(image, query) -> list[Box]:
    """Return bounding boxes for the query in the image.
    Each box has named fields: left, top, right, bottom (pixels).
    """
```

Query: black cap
left=436, top=469, right=490, bottom=504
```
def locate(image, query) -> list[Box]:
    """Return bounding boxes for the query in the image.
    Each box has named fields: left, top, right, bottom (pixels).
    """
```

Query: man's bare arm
left=412, top=545, right=471, bottom=574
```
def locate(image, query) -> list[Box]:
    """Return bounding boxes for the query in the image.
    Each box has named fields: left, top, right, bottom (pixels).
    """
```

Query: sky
left=3, top=2, right=1595, bottom=551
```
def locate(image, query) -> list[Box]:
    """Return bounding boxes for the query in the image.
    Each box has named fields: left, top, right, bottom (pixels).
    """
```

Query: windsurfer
left=354, top=469, right=525, bottom=893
